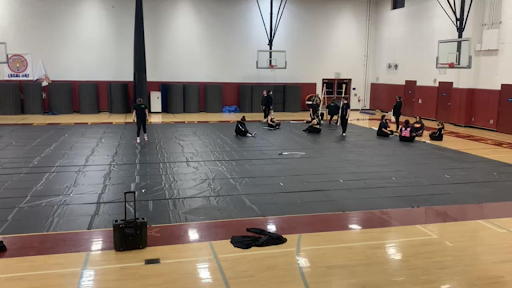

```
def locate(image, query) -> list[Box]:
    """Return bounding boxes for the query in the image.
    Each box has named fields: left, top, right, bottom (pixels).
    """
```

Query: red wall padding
left=414, top=86, right=437, bottom=119
left=369, top=83, right=404, bottom=112
left=450, top=88, right=473, bottom=126
left=470, top=89, right=500, bottom=129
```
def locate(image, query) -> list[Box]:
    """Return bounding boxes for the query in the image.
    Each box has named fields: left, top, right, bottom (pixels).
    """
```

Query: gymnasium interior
left=1, top=0, right=512, bottom=287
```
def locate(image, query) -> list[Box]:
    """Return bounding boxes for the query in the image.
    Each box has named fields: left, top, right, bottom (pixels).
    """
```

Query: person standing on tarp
left=261, top=90, right=273, bottom=121
left=392, top=96, right=403, bottom=132
left=133, top=98, right=149, bottom=144
left=339, top=96, right=351, bottom=136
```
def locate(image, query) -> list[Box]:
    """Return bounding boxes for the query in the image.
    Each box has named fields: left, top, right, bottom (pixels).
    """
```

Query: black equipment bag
left=113, top=191, right=148, bottom=252
left=0, top=240, right=6, bottom=253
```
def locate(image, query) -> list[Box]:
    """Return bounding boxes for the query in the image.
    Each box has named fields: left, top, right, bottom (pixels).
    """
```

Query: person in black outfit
left=132, top=98, right=149, bottom=143
left=399, top=119, right=416, bottom=142
left=235, top=116, right=255, bottom=137
left=326, top=99, right=340, bottom=125
left=377, top=115, right=394, bottom=137
left=261, top=90, right=273, bottom=121
left=267, top=110, right=281, bottom=130
left=412, top=116, right=425, bottom=137
left=303, top=114, right=322, bottom=134
left=339, top=96, right=350, bottom=136
left=308, top=94, right=321, bottom=119
left=392, top=96, right=403, bottom=132
left=429, top=121, right=444, bottom=141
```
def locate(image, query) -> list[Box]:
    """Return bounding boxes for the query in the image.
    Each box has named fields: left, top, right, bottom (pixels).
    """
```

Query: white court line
left=416, top=225, right=438, bottom=238
left=445, top=241, right=454, bottom=246
left=220, top=248, right=295, bottom=258
left=302, top=236, right=436, bottom=251
left=88, top=256, right=214, bottom=270
left=0, top=268, right=80, bottom=278
left=478, top=220, right=507, bottom=232
left=0, top=235, right=438, bottom=278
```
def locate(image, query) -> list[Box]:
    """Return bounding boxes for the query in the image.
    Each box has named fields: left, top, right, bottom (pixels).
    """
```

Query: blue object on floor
left=360, top=110, right=376, bottom=115
left=223, top=106, right=240, bottom=113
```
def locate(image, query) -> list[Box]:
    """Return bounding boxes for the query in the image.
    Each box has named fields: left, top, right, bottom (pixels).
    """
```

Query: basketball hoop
left=437, top=63, right=452, bottom=75
left=269, top=64, right=277, bottom=72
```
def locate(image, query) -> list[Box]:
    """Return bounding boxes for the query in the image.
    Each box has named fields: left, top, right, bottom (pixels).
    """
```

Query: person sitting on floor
left=377, top=115, right=394, bottom=137
left=412, top=116, right=425, bottom=137
left=303, top=114, right=322, bottom=134
left=399, top=119, right=416, bottom=142
left=235, top=116, right=255, bottom=137
left=429, top=121, right=444, bottom=141
left=267, top=110, right=281, bottom=130
left=326, top=99, right=340, bottom=125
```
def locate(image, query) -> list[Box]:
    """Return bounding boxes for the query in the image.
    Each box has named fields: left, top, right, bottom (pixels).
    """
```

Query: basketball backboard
left=0, top=42, right=7, bottom=64
left=436, top=38, right=472, bottom=69
left=256, top=50, right=287, bottom=69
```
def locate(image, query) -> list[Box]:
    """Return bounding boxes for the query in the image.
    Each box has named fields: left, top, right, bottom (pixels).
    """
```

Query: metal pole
left=269, top=0, right=273, bottom=66
left=456, top=0, right=465, bottom=64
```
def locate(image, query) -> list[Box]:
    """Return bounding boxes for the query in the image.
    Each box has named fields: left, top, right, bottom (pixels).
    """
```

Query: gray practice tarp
left=108, top=83, right=130, bottom=114
left=49, top=83, right=73, bottom=114
left=167, top=84, right=184, bottom=114
left=284, top=85, right=302, bottom=112
left=0, top=83, right=21, bottom=115
left=184, top=84, right=200, bottom=113
left=238, top=85, right=252, bottom=113
left=78, top=83, right=99, bottom=114
left=204, top=85, right=223, bottom=113
left=0, top=123, right=510, bottom=235
left=22, top=83, right=43, bottom=115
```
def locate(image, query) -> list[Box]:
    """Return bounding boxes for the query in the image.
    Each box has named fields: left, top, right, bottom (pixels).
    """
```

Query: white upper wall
left=0, top=0, right=371, bottom=107
left=370, top=0, right=512, bottom=89
left=0, top=0, right=134, bottom=81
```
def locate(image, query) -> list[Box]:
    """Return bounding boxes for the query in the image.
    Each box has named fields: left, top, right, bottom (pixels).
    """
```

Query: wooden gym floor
left=1, top=111, right=512, bottom=287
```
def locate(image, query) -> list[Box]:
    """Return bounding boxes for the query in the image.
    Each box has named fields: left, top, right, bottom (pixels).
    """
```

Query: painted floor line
left=478, top=220, right=507, bottom=232
left=415, top=225, right=439, bottom=238
left=0, top=235, right=438, bottom=278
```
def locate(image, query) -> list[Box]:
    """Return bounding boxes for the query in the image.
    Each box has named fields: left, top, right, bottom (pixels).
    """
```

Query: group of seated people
left=235, top=110, right=282, bottom=137
left=236, top=111, right=445, bottom=142
left=235, top=112, right=322, bottom=137
left=377, top=115, right=444, bottom=142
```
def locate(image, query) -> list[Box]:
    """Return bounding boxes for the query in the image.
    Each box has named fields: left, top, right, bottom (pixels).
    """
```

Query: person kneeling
left=412, top=116, right=425, bottom=137
left=303, top=114, right=322, bottom=134
left=235, top=116, right=255, bottom=137
left=326, top=99, right=340, bottom=125
left=429, top=121, right=444, bottom=141
left=377, top=115, right=394, bottom=137
left=267, top=110, right=281, bottom=130
left=399, top=120, right=416, bottom=142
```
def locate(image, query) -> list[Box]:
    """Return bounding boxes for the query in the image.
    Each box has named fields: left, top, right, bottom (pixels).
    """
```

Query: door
left=150, top=91, right=162, bottom=112
left=497, top=84, right=512, bottom=135
left=336, top=82, right=346, bottom=99
left=403, top=80, right=416, bottom=116
left=324, top=81, right=334, bottom=96
left=436, top=82, right=453, bottom=122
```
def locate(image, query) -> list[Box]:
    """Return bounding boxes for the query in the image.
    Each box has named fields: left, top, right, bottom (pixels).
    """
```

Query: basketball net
left=438, top=62, right=453, bottom=75
left=269, top=64, right=277, bottom=72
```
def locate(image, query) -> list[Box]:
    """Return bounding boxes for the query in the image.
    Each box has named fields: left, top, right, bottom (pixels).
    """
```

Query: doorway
left=436, top=82, right=453, bottom=122
left=322, top=78, right=352, bottom=104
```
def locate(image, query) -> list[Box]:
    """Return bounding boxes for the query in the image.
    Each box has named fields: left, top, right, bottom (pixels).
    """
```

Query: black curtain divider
left=133, top=0, right=148, bottom=105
